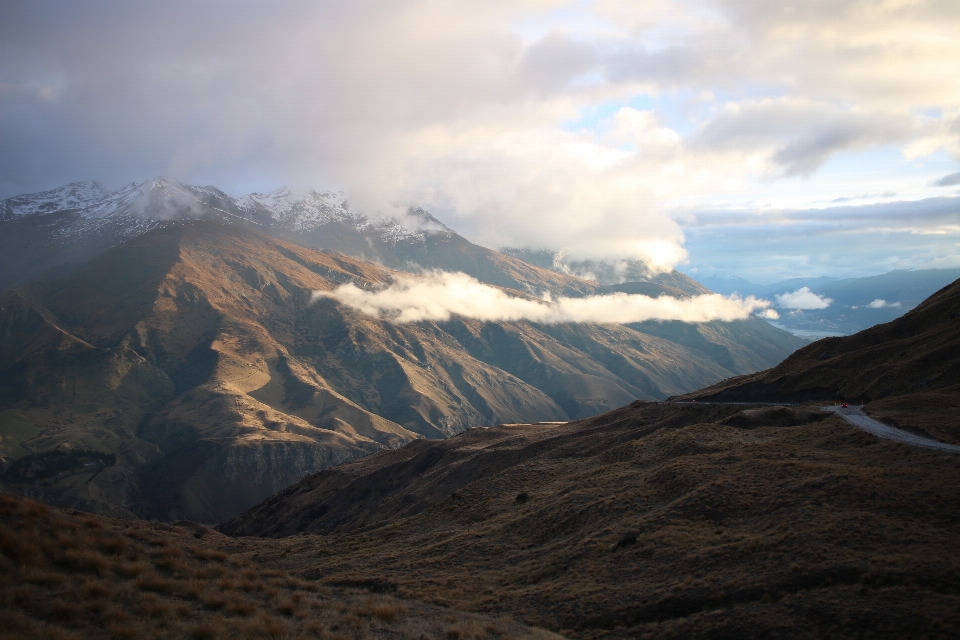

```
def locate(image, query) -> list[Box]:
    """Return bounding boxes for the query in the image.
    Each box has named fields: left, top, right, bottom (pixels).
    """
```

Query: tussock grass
left=246, top=403, right=960, bottom=639
left=0, top=492, right=556, bottom=639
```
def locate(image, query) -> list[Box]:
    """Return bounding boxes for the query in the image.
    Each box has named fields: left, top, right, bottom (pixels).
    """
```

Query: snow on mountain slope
left=0, top=181, right=107, bottom=219
left=238, top=187, right=362, bottom=231
left=0, top=178, right=465, bottom=290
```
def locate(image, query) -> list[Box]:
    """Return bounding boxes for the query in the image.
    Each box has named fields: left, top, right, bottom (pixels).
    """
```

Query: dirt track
left=824, top=405, right=960, bottom=453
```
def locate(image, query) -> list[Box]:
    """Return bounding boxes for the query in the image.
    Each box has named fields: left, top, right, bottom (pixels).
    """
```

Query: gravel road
left=823, top=405, right=960, bottom=454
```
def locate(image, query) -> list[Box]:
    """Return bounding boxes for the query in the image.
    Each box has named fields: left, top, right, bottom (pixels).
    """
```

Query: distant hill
left=694, top=269, right=960, bottom=335
left=695, top=274, right=839, bottom=297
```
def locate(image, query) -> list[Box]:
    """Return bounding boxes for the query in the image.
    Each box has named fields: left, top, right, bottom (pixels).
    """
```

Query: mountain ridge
left=0, top=220, right=802, bottom=523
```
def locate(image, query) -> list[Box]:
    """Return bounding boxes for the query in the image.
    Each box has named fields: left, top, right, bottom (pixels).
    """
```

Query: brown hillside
left=0, top=491, right=559, bottom=640
left=220, top=282, right=960, bottom=637
left=221, top=401, right=960, bottom=639
left=1, top=221, right=799, bottom=523
left=677, top=277, right=960, bottom=443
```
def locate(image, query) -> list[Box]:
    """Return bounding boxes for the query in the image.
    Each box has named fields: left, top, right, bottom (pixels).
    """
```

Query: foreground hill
left=0, top=221, right=799, bottom=523
left=0, top=492, right=557, bottom=640
left=217, top=280, right=960, bottom=638
left=680, top=277, right=960, bottom=443
left=221, top=400, right=960, bottom=639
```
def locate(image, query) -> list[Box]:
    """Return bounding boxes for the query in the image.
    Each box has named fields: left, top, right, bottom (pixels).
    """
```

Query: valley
left=2, top=181, right=957, bottom=639
left=0, top=203, right=801, bottom=523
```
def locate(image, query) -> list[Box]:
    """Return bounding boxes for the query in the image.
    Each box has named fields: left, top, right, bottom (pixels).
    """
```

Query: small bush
left=101, top=537, right=128, bottom=555
left=114, top=560, right=148, bottom=578
left=190, top=546, right=228, bottom=562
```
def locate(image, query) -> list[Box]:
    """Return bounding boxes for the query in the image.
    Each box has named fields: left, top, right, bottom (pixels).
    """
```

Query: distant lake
left=765, top=321, right=852, bottom=341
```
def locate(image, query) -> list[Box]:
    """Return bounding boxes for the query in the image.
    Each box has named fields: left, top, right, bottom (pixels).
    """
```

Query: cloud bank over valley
left=313, top=272, right=776, bottom=324
left=776, top=287, right=833, bottom=311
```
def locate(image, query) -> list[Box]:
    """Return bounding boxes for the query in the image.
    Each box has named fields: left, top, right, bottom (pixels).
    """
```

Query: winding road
left=823, top=405, right=960, bottom=454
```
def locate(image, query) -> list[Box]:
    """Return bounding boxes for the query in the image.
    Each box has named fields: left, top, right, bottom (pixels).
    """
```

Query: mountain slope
left=680, top=278, right=960, bottom=400
left=218, top=281, right=960, bottom=637
left=0, top=179, right=805, bottom=376
left=0, top=221, right=798, bottom=523
left=0, top=179, right=595, bottom=298
left=680, top=277, right=960, bottom=443
left=220, top=400, right=960, bottom=639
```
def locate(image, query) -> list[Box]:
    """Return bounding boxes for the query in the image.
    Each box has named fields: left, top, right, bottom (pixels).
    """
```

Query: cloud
left=2, top=1, right=960, bottom=276
left=776, top=287, right=832, bottom=310
left=862, top=299, right=901, bottom=309
left=312, top=271, right=773, bottom=324
left=690, top=99, right=916, bottom=176
left=933, top=171, right=960, bottom=187
left=677, top=196, right=960, bottom=282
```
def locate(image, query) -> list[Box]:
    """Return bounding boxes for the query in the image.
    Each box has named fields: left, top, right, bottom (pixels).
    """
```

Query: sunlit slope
left=1, top=221, right=802, bottom=522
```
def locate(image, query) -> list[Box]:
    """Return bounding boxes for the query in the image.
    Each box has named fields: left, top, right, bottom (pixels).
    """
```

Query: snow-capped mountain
left=0, top=178, right=560, bottom=294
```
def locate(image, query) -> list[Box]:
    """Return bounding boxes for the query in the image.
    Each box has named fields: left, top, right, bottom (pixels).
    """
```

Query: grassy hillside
left=0, top=491, right=557, bottom=640
left=680, top=277, right=960, bottom=443
left=221, top=401, right=960, bottom=638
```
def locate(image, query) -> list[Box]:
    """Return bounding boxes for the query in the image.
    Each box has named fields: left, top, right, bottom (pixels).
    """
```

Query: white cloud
left=776, top=287, right=833, bottom=310
left=313, top=271, right=773, bottom=324
left=867, top=299, right=900, bottom=309
left=3, top=1, right=960, bottom=276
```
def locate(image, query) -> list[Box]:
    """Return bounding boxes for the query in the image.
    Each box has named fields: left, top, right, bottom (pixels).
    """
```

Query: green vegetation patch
left=3, top=448, right=116, bottom=484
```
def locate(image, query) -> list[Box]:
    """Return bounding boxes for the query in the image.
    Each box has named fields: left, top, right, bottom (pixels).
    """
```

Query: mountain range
left=2, top=178, right=959, bottom=638
left=696, top=269, right=960, bottom=336
left=0, top=180, right=805, bottom=523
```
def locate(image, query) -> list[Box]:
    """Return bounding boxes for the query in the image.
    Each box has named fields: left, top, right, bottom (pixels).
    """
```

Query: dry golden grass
left=0, top=492, right=561, bottom=639
left=230, top=402, right=960, bottom=639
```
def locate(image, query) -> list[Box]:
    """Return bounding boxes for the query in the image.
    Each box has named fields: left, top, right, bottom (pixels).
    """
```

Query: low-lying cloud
left=312, top=272, right=775, bottom=324
left=776, top=287, right=833, bottom=310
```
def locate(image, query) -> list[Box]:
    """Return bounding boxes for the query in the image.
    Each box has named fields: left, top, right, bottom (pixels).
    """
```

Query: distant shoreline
left=765, top=320, right=852, bottom=341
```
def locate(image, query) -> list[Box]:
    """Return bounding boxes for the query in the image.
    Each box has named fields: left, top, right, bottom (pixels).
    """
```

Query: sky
left=1, top=0, right=959, bottom=283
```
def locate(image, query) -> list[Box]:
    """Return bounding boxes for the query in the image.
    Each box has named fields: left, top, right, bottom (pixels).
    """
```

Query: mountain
left=501, top=247, right=707, bottom=294
left=219, top=280, right=960, bottom=637
left=0, top=220, right=803, bottom=523
left=0, top=179, right=596, bottom=298
left=693, top=274, right=839, bottom=297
